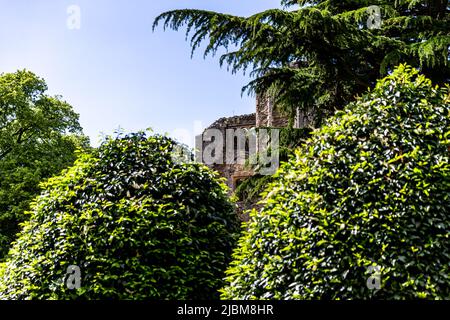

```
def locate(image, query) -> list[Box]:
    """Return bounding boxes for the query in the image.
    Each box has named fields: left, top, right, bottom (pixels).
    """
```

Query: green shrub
left=235, top=128, right=312, bottom=206
left=0, top=132, right=239, bottom=300
left=221, top=65, right=450, bottom=300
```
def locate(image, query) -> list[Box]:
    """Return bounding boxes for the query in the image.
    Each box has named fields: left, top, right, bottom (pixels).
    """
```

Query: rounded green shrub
left=0, top=132, right=239, bottom=300
left=221, top=65, right=450, bottom=300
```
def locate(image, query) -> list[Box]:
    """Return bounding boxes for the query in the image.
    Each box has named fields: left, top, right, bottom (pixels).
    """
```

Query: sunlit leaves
left=0, top=133, right=239, bottom=300
left=221, top=65, right=450, bottom=300
left=0, top=70, right=88, bottom=260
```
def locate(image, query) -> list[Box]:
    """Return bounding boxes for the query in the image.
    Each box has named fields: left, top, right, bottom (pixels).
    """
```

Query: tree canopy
left=154, top=0, right=449, bottom=123
left=0, top=70, right=88, bottom=260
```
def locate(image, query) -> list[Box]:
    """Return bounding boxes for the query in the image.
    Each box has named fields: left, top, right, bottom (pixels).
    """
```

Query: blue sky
left=0, top=0, right=282, bottom=146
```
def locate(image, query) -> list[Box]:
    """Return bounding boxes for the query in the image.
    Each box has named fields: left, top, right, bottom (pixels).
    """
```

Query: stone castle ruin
left=198, top=94, right=314, bottom=193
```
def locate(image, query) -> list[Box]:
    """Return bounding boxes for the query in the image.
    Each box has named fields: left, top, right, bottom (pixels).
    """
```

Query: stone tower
left=199, top=94, right=313, bottom=194
left=256, top=93, right=289, bottom=128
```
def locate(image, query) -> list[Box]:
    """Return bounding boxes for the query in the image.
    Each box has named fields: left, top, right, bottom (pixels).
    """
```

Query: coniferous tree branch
left=154, top=1, right=449, bottom=124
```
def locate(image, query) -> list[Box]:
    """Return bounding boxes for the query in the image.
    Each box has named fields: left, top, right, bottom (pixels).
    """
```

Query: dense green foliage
left=154, top=0, right=449, bottom=122
left=221, top=65, right=450, bottom=300
left=278, top=127, right=314, bottom=162
left=235, top=174, right=273, bottom=207
left=236, top=127, right=312, bottom=205
left=0, top=132, right=239, bottom=300
left=0, top=70, right=88, bottom=260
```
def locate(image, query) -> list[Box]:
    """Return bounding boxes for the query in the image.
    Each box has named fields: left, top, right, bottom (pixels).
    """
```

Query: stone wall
left=200, top=98, right=305, bottom=221
left=207, top=113, right=256, bottom=130
left=294, top=107, right=315, bottom=128
left=256, top=93, right=289, bottom=128
left=200, top=113, right=256, bottom=193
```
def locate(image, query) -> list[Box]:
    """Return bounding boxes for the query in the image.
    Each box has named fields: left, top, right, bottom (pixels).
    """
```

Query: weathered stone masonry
left=202, top=113, right=256, bottom=193
left=198, top=94, right=314, bottom=220
left=199, top=94, right=313, bottom=206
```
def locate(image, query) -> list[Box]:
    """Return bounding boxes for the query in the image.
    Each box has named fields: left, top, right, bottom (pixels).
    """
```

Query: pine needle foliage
left=154, top=0, right=449, bottom=122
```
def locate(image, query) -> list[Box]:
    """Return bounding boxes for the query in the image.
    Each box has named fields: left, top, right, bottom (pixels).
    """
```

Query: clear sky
left=0, top=0, right=282, bottom=146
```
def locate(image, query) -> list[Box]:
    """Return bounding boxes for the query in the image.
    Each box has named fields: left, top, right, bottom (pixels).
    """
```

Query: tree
left=0, top=70, right=88, bottom=260
left=0, top=133, right=239, bottom=300
left=154, top=0, right=449, bottom=123
left=220, top=65, right=450, bottom=299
